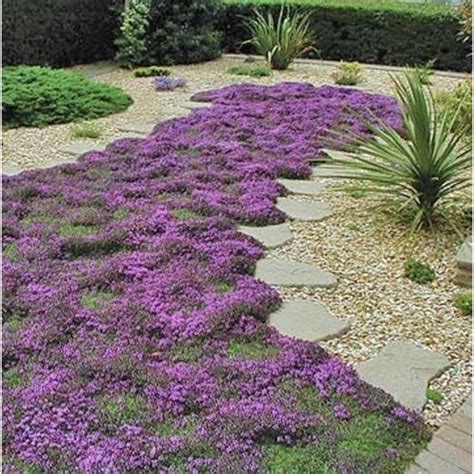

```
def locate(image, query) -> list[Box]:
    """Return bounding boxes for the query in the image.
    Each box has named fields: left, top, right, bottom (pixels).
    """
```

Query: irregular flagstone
left=2, top=163, right=22, bottom=176
left=238, top=223, right=293, bottom=249
left=276, top=197, right=332, bottom=221
left=357, top=341, right=450, bottom=412
left=268, top=299, right=349, bottom=341
left=36, top=157, right=77, bottom=169
left=59, top=141, right=106, bottom=157
left=277, top=178, right=327, bottom=196
left=311, top=165, right=347, bottom=178
left=181, top=101, right=212, bottom=110
left=117, top=121, right=156, bottom=135
left=255, top=257, right=337, bottom=288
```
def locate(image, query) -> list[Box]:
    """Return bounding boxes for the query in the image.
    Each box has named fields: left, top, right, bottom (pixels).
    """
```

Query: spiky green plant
left=324, top=73, right=472, bottom=230
left=243, top=7, right=315, bottom=70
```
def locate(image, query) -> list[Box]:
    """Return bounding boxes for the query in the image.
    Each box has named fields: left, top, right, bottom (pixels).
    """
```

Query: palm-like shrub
left=243, top=7, right=314, bottom=70
left=325, top=74, right=472, bottom=229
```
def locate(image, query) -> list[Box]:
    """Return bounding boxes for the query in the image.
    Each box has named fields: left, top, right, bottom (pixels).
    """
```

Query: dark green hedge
left=218, top=2, right=471, bottom=72
left=3, top=0, right=119, bottom=67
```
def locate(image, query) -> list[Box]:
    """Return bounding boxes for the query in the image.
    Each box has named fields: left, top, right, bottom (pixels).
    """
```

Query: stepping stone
left=357, top=341, right=450, bottom=412
left=268, top=299, right=349, bottom=341
left=276, top=197, right=332, bottom=221
left=2, top=163, right=22, bottom=176
left=181, top=101, right=212, bottom=111
left=37, top=157, right=77, bottom=169
left=255, top=258, right=337, bottom=288
left=59, top=141, right=105, bottom=157
left=117, top=121, right=155, bottom=135
left=311, top=166, right=347, bottom=178
left=456, top=234, right=472, bottom=287
left=239, top=223, right=293, bottom=249
left=277, top=178, right=327, bottom=196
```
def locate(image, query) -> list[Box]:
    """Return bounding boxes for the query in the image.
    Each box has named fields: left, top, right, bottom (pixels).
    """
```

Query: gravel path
left=2, top=55, right=471, bottom=428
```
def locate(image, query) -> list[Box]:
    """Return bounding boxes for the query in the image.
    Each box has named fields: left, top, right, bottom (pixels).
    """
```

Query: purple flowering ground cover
left=3, top=83, right=429, bottom=473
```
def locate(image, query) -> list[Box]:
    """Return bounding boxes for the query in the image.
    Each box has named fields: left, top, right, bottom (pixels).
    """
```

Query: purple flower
left=154, top=76, right=187, bottom=91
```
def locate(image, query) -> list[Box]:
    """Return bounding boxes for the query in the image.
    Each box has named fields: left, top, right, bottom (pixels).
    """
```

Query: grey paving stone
left=405, top=464, right=428, bottom=474
left=311, top=166, right=347, bottom=178
left=277, top=178, right=327, bottom=196
left=458, top=395, right=472, bottom=419
left=448, top=411, right=472, bottom=436
left=415, top=450, right=466, bottom=474
left=2, top=164, right=22, bottom=176
left=117, top=121, right=155, bottom=135
left=437, top=425, right=472, bottom=453
left=276, top=198, right=332, bottom=222
left=239, top=223, right=293, bottom=249
left=268, top=299, right=349, bottom=341
left=59, top=141, right=106, bottom=157
left=36, top=157, right=77, bottom=169
left=457, top=235, right=472, bottom=270
left=255, top=258, right=337, bottom=288
left=357, top=341, right=450, bottom=412
left=427, top=437, right=472, bottom=472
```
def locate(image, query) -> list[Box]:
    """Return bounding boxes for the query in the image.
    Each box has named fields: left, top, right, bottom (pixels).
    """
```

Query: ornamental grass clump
left=227, top=65, right=272, bottom=77
left=324, top=73, right=472, bottom=230
left=2, top=83, right=429, bottom=472
left=243, top=7, right=315, bottom=70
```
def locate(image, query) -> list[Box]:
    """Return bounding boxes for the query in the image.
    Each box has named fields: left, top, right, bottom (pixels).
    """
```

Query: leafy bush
left=146, top=0, right=222, bottom=65
left=436, top=80, right=472, bottom=143
left=133, top=66, right=170, bottom=77
left=219, top=1, right=471, bottom=72
left=115, top=0, right=151, bottom=68
left=325, top=73, right=472, bottom=229
left=227, top=65, right=272, bottom=76
left=3, top=66, right=133, bottom=129
left=410, top=59, right=436, bottom=86
left=332, top=61, right=363, bottom=86
left=243, top=6, right=315, bottom=70
left=426, top=388, right=444, bottom=405
left=154, top=77, right=187, bottom=91
left=453, top=291, right=472, bottom=315
left=458, top=0, right=472, bottom=45
left=71, top=122, right=102, bottom=139
left=404, top=259, right=436, bottom=284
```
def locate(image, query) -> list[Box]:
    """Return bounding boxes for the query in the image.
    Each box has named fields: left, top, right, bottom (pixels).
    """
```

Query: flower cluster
left=2, top=83, right=427, bottom=472
left=154, top=76, right=187, bottom=91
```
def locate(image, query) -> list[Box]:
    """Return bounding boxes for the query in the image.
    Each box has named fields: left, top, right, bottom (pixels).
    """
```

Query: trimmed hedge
left=3, top=0, right=118, bottom=67
left=219, top=1, right=471, bottom=72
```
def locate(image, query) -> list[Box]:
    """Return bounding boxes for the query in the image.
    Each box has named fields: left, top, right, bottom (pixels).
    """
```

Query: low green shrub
left=436, top=80, right=472, bottom=144
left=71, top=122, right=102, bottom=139
left=453, top=291, right=472, bottom=315
left=410, top=59, right=436, bottom=86
left=332, top=61, right=363, bottom=86
left=133, top=66, right=170, bottom=77
left=3, top=66, right=132, bottom=129
left=227, top=65, right=272, bottom=76
left=404, top=259, right=436, bottom=284
left=426, top=388, right=444, bottom=405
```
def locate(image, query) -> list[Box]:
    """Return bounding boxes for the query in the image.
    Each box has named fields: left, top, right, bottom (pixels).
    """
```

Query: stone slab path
left=277, top=178, right=327, bottom=196
left=357, top=341, right=451, bottom=412
left=255, top=257, right=337, bottom=288
left=239, top=223, right=293, bottom=249
left=59, top=141, right=106, bottom=157
left=407, top=394, right=472, bottom=474
left=276, top=197, right=332, bottom=222
left=268, top=299, right=349, bottom=341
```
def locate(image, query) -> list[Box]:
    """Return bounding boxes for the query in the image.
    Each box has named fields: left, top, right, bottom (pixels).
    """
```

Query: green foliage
left=227, top=65, right=272, bottom=76
left=410, top=59, right=436, bottom=86
left=214, top=280, right=235, bottom=293
left=133, top=66, right=170, bottom=77
left=404, top=259, right=436, bottom=284
left=227, top=340, right=280, bottom=359
left=146, top=0, right=222, bottom=65
left=3, top=0, right=117, bottom=67
left=436, top=80, right=472, bottom=144
left=100, top=394, right=147, bottom=427
left=426, top=388, right=444, bottom=404
left=243, top=6, right=315, bottom=69
left=3, top=66, right=132, bottom=129
left=332, top=61, right=363, bottom=86
left=219, top=2, right=470, bottom=72
left=58, top=224, right=99, bottom=236
left=453, top=291, right=472, bottom=315
left=71, top=122, right=102, bottom=139
left=81, top=290, right=115, bottom=311
left=325, top=73, right=472, bottom=230
left=458, top=0, right=472, bottom=45
left=171, top=209, right=202, bottom=220
left=115, top=0, right=151, bottom=68
left=3, top=367, right=30, bottom=389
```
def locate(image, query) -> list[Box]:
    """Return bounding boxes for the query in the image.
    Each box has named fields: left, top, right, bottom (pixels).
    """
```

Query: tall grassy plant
left=243, top=7, right=315, bottom=70
left=324, top=74, right=472, bottom=230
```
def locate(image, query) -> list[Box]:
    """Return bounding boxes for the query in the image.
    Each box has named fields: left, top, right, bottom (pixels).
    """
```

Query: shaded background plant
left=332, top=61, right=363, bottom=86
left=324, top=73, right=472, bottom=230
left=243, top=6, right=315, bottom=70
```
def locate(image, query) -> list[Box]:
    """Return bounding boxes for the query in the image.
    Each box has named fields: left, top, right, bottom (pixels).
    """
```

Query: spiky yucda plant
left=325, top=73, right=472, bottom=230
left=243, top=7, right=315, bottom=70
